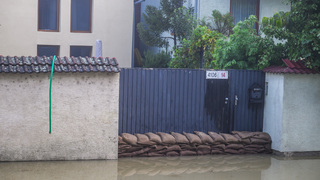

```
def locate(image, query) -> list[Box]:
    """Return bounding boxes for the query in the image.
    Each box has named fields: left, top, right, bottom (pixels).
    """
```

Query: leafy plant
left=137, top=0, right=196, bottom=50
left=261, top=0, right=320, bottom=70
left=142, top=51, right=171, bottom=68
left=169, top=26, right=220, bottom=68
left=213, top=15, right=284, bottom=70
left=206, top=10, right=234, bottom=36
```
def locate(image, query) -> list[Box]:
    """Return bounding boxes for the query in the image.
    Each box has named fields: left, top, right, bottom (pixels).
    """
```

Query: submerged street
left=1, top=155, right=320, bottom=180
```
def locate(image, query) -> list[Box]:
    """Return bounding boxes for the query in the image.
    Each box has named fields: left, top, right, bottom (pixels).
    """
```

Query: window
left=38, top=0, right=59, bottom=31
left=230, top=0, right=259, bottom=30
left=70, top=46, right=92, bottom=57
left=71, top=0, right=92, bottom=32
left=37, top=45, right=60, bottom=56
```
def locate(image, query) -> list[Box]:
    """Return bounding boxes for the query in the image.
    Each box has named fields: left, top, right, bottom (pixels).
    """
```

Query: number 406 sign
left=206, top=71, right=228, bottom=79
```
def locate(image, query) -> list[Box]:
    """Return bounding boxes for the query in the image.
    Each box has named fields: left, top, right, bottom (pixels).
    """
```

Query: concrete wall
left=0, top=72, right=119, bottom=161
left=0, top=0, right=133, bottom=67
left=282, top=74, right=320, bottom=152
left=264, top=73, right=320, bottom=153
left=263, top=73, right=284, bottom=152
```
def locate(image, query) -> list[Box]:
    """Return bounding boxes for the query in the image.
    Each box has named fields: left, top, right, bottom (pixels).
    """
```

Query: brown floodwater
left=1, top=155, right=320, bottom=180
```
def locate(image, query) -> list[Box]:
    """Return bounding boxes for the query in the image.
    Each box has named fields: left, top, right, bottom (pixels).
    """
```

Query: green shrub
left=142, top=51, right=171, bottom=68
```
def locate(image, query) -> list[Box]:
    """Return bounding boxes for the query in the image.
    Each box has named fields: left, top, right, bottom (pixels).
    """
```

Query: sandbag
left=166, top=151, right=180, bottom=156
left=135, top=133, right=156, bottom=146
left=226, top=144, right=244, bottom=150
left=220, top=133, right=241, bottom=144
left=225, top=149, right=240, bottom=154
left=250, top=137, right=270, bottom=144
left=145, top=132, right=162, bottom=144
left=118, top=136, right=127, bottom=145
left=180, top=150, right=197, bottom=156
left=208, top=131, right=226, bottom=144
left=180, top=144, right=197, bottom=151
left=211, top=144, right=226, bottom=150
left=245, top=144, right=265, bottom=149
left=121, top=133, right=138, bottom=146
left=197, top=149, right=211, bottom=155
left=183, top=132, right=202, bottom=145
left=194, top=131, right=214, bottom=144
left=211, top=149, right=224, bottom=154
left=148, top=145, right=167, bottom=152
left=233, top=134, right=251, bottom=144
left=157, top=132, right=176, bottom=144
left=171, top=132, right=189, bottom=144
left=133, top=147, right=152, bottom=155
left=197, top=145, right=211, bottom=151
left=254, top=132, right=271, bottom=141
left=232, top=131, right=258, bottom=139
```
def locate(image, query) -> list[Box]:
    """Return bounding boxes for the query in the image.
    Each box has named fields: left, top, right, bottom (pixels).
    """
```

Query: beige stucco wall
left=264, top=73, right=320, bottom=152
left=0, top=0, right=133, bottom=67
left=0, top=72, right=119, bottom=161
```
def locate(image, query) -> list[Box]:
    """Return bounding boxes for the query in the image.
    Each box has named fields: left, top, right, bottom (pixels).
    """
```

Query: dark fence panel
left=119, top=68, right=265, bottom=134
left=229, top=70, right=265, bottom=132
left=119, top=69, right=221, bottom=134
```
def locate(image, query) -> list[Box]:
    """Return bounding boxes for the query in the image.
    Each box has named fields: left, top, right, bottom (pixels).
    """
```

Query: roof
left=0, top=56, right=120, bottom=73
left=263, top=59, right=318, bottom=74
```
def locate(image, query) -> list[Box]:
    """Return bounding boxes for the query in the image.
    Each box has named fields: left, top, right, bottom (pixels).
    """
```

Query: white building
left=0, top=0, right=134, bottom=67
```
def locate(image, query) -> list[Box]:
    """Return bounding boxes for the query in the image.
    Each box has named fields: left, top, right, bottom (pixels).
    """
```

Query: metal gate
left=119, top=68, right=265, bottom=134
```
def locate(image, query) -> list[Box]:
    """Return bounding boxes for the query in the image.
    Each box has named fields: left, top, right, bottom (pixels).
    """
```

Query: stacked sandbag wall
left=118, top=131, right=272, bottom=158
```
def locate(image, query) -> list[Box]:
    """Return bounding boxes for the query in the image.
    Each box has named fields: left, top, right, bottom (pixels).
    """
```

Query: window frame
left=38, top=0, right=60, bottom=32
left=230, top=0, right=260, bottom=32
left=70, top=45, right=93, bottom=57
left=37, top=45, right=60, bottom=56
left=70, top=0, right=93, bottom=33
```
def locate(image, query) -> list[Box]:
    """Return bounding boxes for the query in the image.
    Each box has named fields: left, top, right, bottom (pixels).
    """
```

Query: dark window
left=70, top=46, right=92, bottom=57
left=38, top=0, right=59, bottom=31
left=71, top=0, right=92, bottom=32
left=37, top=45, right=60, bottom=56
left=230, top=0, right=259, bottom=29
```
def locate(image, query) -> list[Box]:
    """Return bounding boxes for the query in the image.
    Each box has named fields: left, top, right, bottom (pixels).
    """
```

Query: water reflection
left=0, top=160, right=118, bottom=180
left=1, top=155, right=320, bottom=180
left=118, top=155, right=271, bottom=180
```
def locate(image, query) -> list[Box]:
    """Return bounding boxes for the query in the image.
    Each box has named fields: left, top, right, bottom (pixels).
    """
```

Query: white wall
left=282, top=74, right=320, bottom=152
left=264, top=73, right=320, bottom=153
left=259, top=0, right=291, bottom=21
left=199, top=0, right=230, bottom=19
left=0, top=0, right=133, bottom=67
left=263, top=73, right=284, bottom=152
left=0, top=72, right=119, bottom=161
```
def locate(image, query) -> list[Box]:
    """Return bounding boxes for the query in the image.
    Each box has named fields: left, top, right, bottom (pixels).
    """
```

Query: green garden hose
left=49, top=55, right=56, bottom=134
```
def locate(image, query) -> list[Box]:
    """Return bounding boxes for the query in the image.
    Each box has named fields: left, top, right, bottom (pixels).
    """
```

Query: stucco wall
left=263, top=73, right=284, bottom=152
left=0, top=72, right=119, bottom=161
left=0, top=0, right=133, bottom=67
left=264, top=73, right=320, bottom=152
left=282, top=74, right=320, bottom=152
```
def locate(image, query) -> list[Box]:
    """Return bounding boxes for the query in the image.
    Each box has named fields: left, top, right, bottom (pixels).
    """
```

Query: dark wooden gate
left=119, top=68, right=265, bottom=134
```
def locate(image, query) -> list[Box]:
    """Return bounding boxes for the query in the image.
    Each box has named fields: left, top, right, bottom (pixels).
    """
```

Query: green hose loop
left=49, top=55, right=56, bottom=134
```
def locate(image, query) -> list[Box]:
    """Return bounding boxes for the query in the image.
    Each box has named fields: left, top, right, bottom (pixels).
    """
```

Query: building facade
left=0, top=0, right=133, bottom=67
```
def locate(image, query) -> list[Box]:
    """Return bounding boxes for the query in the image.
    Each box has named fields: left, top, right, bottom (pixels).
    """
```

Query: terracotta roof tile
left=0, top=56, right=120, bottom=73
left=263, top=59, right=318, bottom=74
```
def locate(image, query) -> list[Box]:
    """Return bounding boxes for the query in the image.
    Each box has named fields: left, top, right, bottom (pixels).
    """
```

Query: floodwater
left=1, top=155, right=320, bottom=180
